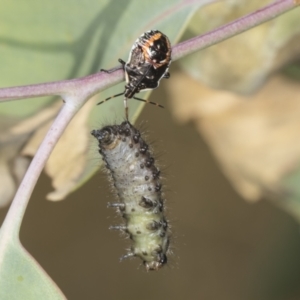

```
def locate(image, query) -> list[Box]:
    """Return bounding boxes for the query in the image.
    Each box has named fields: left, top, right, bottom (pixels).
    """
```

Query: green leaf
left=0, top=237, right=66, bottom=299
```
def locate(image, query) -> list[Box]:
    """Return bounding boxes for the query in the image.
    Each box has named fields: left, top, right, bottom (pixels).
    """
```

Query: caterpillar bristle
left=107, top=202, right=125, bottom=209
left=120, top=252, right=135, bottom=262
left=109, top=225, right=127, bottom=231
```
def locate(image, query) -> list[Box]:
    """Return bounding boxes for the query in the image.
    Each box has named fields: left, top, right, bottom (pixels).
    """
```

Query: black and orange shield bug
left=98, top=30, right=172, bottom=119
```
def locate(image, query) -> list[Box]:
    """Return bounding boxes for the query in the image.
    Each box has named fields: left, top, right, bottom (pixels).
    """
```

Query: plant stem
left=0, top=68, right=124, bottom=103
left=0, top=101, right=81, bottom=237
left=173, top=0, right=300, bottom=60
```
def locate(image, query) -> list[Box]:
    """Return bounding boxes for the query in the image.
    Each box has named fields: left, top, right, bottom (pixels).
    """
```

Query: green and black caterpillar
left=91, top=121, right=170, bottom=271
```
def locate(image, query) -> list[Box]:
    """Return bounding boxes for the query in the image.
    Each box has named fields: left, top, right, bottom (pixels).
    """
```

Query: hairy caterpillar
left=91, top=121, right=170, bottom=271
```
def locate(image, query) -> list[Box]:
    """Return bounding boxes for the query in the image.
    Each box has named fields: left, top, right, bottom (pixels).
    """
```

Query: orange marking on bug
left=140, top=33, right=171, bottom=68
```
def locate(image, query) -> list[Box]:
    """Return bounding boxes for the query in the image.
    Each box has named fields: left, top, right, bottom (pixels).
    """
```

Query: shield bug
left=98, top=30, right=172, bottom=119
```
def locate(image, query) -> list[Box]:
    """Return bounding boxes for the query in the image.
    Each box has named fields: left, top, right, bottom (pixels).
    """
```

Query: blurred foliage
left=179, top=0, right=300, bottom=93
left=167, top=1, right=300, bottom=221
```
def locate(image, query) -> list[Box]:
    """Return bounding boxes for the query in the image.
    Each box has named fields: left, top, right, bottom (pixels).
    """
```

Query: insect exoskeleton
left=135, top=30, right=172, bottom=68
left=98, top=30, right=172, bottom=120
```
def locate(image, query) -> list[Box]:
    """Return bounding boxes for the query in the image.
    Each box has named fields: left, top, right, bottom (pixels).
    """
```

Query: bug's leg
left=163, top=72, right=170, bottom=79
left=100, top=58, right=125, bottom=73
left=118, top=59, right=126, bottom=69
left=97, top=92, right=124, bottom=105
left=133, top=96, right=164, bottom=109
left=124, top=98, right=129, bottom=120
